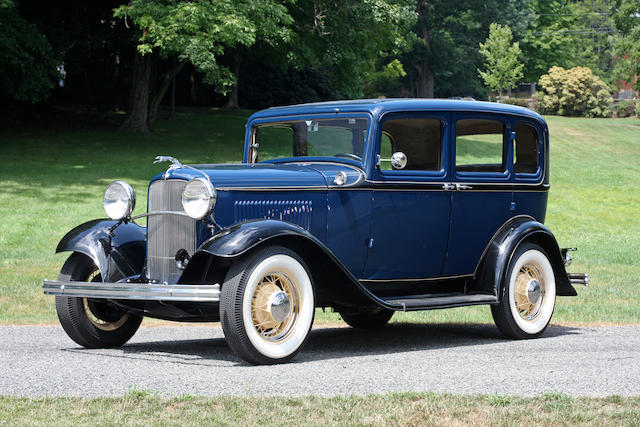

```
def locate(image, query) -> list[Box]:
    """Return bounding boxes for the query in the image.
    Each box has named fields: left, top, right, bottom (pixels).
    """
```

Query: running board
left=383, top=294, right=498, bottom=311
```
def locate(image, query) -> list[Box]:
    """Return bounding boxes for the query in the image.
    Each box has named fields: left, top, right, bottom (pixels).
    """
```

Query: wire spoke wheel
left=491, top=243, right=556, bottom=339
left=221, top=246, right=315, bottom=365
left=54, top=253, right=142, bottom=348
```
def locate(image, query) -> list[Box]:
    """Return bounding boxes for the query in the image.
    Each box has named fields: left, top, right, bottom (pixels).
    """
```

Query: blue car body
left=48, top=99, right=582, bottom=321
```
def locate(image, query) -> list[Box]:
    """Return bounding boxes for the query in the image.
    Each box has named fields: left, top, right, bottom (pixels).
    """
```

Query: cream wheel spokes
left=251, top=273, right=299, bottom=341
left=82, top=268, right=129, bottom=331
left=513, top=263, right=545, bottom=321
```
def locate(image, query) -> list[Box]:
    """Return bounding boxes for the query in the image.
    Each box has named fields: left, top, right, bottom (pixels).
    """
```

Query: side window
left=514, top=123, right=540, bottom=174
left=455, top=119, right=506, bottom=173
left=380, top=118, right=443, bottom=171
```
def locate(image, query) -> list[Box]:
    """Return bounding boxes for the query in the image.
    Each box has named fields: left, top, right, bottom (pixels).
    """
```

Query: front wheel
left=220, top=246, right=315, bottom=365
left=55, top=253, right=142, bottom=348
left=491, top=243, right=556, bottom=339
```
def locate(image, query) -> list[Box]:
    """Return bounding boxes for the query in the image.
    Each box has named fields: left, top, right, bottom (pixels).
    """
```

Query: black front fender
left=180, top=220, right=395, bottom=310
left=473, top=217, right=576, bottom=298
left=56, top=219, right=146, bottom=282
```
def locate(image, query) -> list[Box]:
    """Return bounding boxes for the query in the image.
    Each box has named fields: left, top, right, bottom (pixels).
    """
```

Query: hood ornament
left=154, top=155, right=183, bottom=179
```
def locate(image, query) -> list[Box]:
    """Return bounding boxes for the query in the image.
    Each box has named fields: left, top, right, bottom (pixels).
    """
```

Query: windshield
left=249, top=117, right=369, bottom=163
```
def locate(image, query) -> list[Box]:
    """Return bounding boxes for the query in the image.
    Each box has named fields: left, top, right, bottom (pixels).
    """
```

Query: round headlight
left=103, top=181, right=135, bottom=220
left=182, top=178, right=216, bottom=219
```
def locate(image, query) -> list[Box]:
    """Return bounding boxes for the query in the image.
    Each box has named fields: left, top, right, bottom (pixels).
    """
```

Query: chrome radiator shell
left=147, top=179, right=196, bottom=283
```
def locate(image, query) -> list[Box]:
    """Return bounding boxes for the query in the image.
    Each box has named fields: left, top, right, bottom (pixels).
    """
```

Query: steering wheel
left=333, top=153, right=362, bottom=161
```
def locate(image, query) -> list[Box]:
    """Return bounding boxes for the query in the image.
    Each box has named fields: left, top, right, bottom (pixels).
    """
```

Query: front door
left=363, top=112, right=451, bottom=280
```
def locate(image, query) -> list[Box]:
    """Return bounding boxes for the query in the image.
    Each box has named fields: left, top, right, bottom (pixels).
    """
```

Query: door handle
left=456, top=183, right=473, bottom=190
left=442, top=183, right=456, bottom=190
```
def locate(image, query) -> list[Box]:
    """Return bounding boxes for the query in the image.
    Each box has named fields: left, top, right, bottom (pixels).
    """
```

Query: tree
left=0, top=3, right=57, bottom=103
left=283, top=0, right=417, bottom=99
left=612, top=0, right=640, bottom=92
left=520, top=0, right=615, bottom=84
left=478, top=23, right=524, bottom=98
left=113, top=0, right=292, bottom=133
left=405, top=0, right=533, bottom=99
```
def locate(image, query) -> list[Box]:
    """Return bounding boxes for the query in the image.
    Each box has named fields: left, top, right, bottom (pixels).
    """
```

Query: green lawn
left=1, top=392, right=639, bottom=425
left=0, top=109, right=638, bottom=325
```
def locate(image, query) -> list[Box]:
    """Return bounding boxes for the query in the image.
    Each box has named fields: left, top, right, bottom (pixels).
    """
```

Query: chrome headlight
left=182, top=177, right=216, bottom=219
left=103, top=181, right=135, bottom=220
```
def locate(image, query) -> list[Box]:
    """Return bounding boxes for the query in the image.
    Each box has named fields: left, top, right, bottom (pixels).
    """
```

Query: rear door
left=363, top=112, right=451, bottom=280
left=443, top=113, right=513, bottom=276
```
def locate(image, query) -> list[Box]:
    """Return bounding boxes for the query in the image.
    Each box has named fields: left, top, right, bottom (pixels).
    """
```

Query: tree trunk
left=148, top=60, right=186, bottom=128
left=415, top=1, right=434, bottom=98
left=170, top=58, right=176, bottom=121
left=417, top=63, right=434, bottom=98
left=224, top=51, right=241, bottom=109
left=121, top=52, right=153, bottom=134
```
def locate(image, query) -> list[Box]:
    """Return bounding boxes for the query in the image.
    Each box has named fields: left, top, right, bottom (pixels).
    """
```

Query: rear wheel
left=220, top=246, right=315, bottom=365
left=339, top=308, right=394, bottom=329
left=55, top=253, right=142, bottom=348
left=491, top=243, right=556, bottom=339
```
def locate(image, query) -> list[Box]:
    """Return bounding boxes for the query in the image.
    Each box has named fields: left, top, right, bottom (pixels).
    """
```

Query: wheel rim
left=250, top=272, right=300, bottom=342
left=241, top=254, right=314, bottom=359
left=82, top=269, right=129, bottom=331
left=508, top=249, right=556, bottom=335
left=513, top=263, right=545, bottom=321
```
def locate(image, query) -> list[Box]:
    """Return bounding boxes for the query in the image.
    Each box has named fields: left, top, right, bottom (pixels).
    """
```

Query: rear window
left=455, top=119, right=506, bottom=173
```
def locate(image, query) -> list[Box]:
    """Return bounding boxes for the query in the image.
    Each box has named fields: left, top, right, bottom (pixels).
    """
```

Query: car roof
left=247, top=98, right=546, bottom=126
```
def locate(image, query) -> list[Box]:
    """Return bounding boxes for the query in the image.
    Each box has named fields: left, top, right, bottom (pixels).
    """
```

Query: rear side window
left=380, top=118, right=443, bottom=171
left=455, top=119, right=506, bottom=173
left=514, top=123, right=540, bottom=174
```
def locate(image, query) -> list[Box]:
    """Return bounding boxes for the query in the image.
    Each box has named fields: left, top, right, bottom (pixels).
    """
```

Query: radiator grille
left=147, top=179, right=196, bottom=283
left=234, top=200, right=312, bottom=230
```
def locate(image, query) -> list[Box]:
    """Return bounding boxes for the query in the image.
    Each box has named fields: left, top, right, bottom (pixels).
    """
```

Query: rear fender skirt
left=56, top=219, right=146, bottom=282
left=181, top=219, right=396, bottom=310
left=472, top=217, right=576, bottom=298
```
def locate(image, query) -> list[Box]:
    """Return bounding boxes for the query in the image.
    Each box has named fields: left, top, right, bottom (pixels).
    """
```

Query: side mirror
left=378, top=152, right=408, bottom=170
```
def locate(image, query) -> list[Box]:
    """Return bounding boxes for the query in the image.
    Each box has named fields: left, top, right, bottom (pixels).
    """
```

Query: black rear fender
left=472, top=217, right=576, bottom=299
left=56, top=219, right=146, bottom=282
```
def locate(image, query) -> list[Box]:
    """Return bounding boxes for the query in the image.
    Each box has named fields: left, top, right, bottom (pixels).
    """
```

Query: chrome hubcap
left=269, top=291, right=291, bottom=323
left=527, top=280, right=542, bottom=305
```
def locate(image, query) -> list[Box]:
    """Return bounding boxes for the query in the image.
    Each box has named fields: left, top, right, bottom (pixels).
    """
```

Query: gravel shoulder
left=1, top=324, right=638, bottom=397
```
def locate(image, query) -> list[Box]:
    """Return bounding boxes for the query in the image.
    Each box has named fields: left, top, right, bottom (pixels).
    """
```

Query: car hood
left=152, top=163, right=331, bottom=190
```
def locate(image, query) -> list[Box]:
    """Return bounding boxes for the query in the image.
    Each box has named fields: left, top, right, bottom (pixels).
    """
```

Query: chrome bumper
left=43, top=280, right=220, bottom=302
left=568, top=273, right=589, bottom=287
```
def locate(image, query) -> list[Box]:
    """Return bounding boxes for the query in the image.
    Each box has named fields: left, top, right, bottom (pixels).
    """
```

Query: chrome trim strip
left=217, top=186, right=327, bottom=191
left=43, top=280, right=220, bottom=302
left=360, top=274, right=473, bottom=283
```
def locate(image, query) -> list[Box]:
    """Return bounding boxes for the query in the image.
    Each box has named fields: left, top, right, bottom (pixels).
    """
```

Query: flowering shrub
left=536, top=66, right=612, bottom=117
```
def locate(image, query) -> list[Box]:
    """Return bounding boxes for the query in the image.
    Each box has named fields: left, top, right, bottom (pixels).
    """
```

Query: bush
left=636, top=100, right=640, bottom=118
left=499, top=97, right=530, bottom=108
left=614, top=100, right=636, bottom=118
left=536, top=66, right=612, bottom=117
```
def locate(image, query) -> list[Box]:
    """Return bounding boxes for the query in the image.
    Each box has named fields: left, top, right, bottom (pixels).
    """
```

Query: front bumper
left=43, top=280, right=220, bottom=302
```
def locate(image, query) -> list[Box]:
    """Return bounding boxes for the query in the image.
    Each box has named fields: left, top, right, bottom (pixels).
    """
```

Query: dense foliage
left=2, top=0, right=639, bottom=120
left=536, top=66, right=613, bottom=117
left=0, top=4, right=57, bottom=103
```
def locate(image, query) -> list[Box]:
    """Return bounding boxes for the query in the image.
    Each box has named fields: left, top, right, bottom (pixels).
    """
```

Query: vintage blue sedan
left=44, top=99, right=587, bottom=364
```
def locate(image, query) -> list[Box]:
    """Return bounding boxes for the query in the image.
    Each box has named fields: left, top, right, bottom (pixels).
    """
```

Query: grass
left=1, top=392, right=639, bottom=425
left=0, top=109, right=639, bottom=325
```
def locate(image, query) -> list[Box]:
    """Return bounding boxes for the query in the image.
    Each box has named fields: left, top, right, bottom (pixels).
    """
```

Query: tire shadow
left=60, top=323, right=581, bottom=366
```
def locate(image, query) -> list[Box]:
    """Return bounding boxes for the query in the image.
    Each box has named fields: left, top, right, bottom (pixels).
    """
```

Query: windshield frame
left=244, top=113, right=373, bottom=167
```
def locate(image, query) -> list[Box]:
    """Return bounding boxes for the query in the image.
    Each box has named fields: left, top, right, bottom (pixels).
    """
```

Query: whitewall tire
left=220, top=246, right=315, bottom=364
left=491, top=243, right=556, bottom=339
